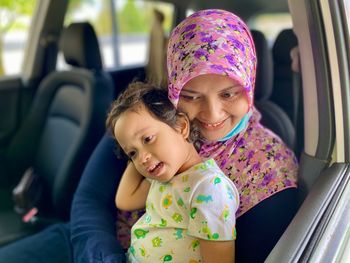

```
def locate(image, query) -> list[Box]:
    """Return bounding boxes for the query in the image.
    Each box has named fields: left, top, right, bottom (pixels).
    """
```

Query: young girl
left=106, top=81, right=239, bottom=263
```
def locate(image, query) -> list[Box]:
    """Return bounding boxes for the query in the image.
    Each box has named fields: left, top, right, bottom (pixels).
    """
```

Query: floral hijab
left=167, top=9, right=298, bottom=216
left=167, top=9, right=256, bottom=109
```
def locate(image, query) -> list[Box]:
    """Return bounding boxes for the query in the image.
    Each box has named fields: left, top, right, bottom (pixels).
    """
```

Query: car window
left=58, top=0, right=174, bottom=70
left=249, top=13, right=293, bottom=46
left=0, top=0, right=38, bottom=77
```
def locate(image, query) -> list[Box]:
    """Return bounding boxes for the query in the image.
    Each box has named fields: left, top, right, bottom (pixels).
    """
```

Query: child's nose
left=140, top=151, right=151, bottom=164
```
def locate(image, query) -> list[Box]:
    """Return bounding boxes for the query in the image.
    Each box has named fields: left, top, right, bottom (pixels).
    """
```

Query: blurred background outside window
left=59, top=0, right=174, bottom=69
left=1, top=0, right=293, bottom=76
left=0, top=0, right=37, bottom=76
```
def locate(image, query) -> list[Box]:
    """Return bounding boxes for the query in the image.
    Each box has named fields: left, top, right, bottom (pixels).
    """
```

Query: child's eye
left=144, top=135, right=154, bottom=143
left=127, top=151, right=136, bottom=159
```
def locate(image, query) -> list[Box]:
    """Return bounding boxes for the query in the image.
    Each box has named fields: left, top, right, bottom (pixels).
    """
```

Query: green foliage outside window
left=0, top=0, right=36, bottom=75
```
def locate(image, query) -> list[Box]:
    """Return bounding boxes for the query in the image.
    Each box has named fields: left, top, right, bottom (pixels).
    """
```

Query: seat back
left=251, top=29, right=295, bottom=149
left=6, top=22, right=114, bottom=220
left=271, top=29, right=299, bottom=125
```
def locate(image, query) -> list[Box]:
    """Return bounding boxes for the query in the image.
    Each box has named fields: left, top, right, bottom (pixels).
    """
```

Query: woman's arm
left=235, top=188, right=298, bottom=262
left=70, top=134, right=127, bottom=263
left=200, top=240, right=235, bottom=263
left=115, top=162, right=150, bottom=211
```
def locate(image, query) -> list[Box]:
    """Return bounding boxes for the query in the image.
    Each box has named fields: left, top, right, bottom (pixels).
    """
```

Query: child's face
left=178, top=74, right=249, bottom=141
left=114, top=104, right=192, bottom=182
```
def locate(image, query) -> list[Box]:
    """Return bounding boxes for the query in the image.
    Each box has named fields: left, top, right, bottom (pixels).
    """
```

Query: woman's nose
left=202, top=98, right=222, bottom=120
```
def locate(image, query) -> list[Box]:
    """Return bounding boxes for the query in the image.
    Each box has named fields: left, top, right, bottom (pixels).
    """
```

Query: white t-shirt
left=128, top=158, right=239, bottom=263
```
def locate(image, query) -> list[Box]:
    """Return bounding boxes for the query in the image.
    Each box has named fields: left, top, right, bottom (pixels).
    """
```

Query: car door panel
left=266, top=163, right=350, bottom=262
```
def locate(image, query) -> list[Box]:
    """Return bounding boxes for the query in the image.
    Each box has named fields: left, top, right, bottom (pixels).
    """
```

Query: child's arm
left=200, top=240, right=235, bottom=263
left=115, top=162, right=150, bottom=211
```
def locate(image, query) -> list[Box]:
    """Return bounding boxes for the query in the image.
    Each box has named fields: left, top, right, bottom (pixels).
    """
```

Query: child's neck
left=178, top=145, right=202, bottom=174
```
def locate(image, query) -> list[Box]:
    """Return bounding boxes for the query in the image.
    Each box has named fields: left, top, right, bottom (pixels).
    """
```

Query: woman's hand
left=200, top=239, right=235, bottom=263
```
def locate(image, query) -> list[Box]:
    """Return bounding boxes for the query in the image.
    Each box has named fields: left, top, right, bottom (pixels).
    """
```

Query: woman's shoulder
left=244, top=120, right=298, bottom=171
left=246, top=110, right=293, bottom=153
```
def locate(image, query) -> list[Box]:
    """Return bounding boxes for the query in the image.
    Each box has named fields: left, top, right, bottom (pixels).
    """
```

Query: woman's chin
left=201, top=131, right=226, bottom=142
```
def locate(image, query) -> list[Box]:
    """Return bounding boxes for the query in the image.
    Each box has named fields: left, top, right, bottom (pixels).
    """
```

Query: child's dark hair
left=106, top=81, right=201, bottom=158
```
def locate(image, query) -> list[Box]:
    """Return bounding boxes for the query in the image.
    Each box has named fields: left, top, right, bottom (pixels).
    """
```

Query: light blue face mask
left=218, top=111, right=252, bottom=142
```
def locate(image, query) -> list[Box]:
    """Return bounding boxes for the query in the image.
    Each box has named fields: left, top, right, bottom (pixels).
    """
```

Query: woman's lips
left=198, top=119, right=227, bottom=131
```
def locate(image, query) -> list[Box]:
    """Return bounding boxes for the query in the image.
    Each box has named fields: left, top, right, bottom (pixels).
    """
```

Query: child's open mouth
left=148, top=162, right=164, bottom=176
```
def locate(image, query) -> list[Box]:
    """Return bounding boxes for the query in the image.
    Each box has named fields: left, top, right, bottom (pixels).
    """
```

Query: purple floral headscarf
left=167, top=9, right=256, bottom=108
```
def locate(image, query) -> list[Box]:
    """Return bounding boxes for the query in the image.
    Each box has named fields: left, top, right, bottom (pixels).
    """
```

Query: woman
left=166, top=9, right=298, bottom=261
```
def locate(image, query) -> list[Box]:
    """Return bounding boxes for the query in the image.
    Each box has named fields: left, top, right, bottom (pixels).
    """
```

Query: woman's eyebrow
left=181, top=88, right=200, bottom=94
left=221, top=85, right=242, bottom=92
left=182, top=84, right=242, bottom=94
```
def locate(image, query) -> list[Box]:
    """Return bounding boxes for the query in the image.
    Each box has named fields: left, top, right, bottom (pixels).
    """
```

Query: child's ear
left=175, top=113, right=190, bottom=139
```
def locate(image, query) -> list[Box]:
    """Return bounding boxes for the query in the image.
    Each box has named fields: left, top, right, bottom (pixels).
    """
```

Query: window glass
left=0, top=0, right=37, bottom=76
left=115, top=0, right=173, bottom=67
left=60, top=0, right=174, bottom=69
left=343, top=0, right=350, bottom=40
left=249, top=13, right=293, bottom=46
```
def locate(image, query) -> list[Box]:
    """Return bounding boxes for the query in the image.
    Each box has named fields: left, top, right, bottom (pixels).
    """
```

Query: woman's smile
left=198, top=118, right=227, bottom=130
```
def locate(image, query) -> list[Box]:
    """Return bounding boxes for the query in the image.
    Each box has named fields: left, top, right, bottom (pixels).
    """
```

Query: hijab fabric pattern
left=198, top=108, right=297, bottom=216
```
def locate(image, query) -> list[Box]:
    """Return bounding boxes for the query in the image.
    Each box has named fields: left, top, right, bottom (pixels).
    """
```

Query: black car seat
left=0, top=22, right=114, bottom=245
left=251, top=29, right=295, bottom=150
left=271, top=29, right=303, bottom=156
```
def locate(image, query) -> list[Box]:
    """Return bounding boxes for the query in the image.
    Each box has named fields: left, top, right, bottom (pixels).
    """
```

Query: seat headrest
left=251, top=29, right=273, bottom=101
left=59, top=22, right=103, bottom=70
left=272, top=29, right=298, bottom=65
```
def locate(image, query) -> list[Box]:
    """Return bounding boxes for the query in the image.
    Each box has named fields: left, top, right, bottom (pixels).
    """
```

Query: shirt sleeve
left=187, top=174, right=239, bottom=241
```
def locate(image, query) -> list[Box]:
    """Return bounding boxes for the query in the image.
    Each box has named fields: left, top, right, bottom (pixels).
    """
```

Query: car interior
left=0, top=0, right=349, bottom=261
left=0, top=20, right=114, bottom=245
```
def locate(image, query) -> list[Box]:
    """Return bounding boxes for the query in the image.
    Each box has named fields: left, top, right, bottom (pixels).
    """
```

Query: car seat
left=271, top=29, right=304, bottom=156
left=0, top=22, right=114, bottom=246
left=271, top=29, right=299, bottom=125
left=251, top=29, right=295, bottom=150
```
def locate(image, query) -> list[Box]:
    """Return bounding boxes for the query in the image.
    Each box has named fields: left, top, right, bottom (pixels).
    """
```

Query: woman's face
left=178, top=74, right=249, bottom=141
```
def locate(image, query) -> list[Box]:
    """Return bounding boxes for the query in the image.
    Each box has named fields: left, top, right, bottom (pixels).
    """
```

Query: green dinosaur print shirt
left=128, top=159, right=239, bottom=263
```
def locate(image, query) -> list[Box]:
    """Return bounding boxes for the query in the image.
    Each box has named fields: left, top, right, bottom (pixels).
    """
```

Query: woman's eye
left=180, top=94, right=200, bottom=101
left=144, top=135, right=154, bottom=143
left=221, top=91, right=240, bottom=99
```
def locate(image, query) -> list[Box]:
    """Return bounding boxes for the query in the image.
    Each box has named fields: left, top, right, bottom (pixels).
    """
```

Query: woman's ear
left=175, top=113, right=190, bottom=140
